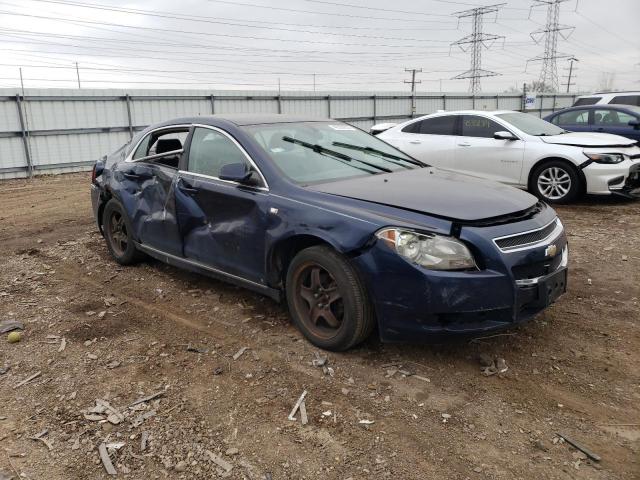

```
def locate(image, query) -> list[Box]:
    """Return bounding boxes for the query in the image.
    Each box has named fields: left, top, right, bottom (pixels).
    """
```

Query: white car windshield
left=496, top=112, right=566, bottom=136
left=243, top=121, right=425, bottom=185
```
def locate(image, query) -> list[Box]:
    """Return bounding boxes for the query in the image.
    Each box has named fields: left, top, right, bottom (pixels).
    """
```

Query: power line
left=450, top=4, right=506, bottom=94
left=527, top=0, right=575, bottom=91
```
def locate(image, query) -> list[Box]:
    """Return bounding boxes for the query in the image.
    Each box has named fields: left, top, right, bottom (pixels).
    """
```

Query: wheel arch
left=527, top=156, right=587, bottom=194
left=266, top=233, right=366, bottom=290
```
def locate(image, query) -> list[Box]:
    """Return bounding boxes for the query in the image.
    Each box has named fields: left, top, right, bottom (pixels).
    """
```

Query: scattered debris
left=556, top=433, right=601, bottom=462
left=288, top=390, right=308, bottom=421
left=98, top=442, right=117, bottom=475
left=186, top=344, right=208, bottom=354
left=312, top=352, right=327, bottom=367
left=96, top=399, right=125, bottom=425
left=58, top=337, right=66, bottom=352
left=359, top=419, right=375, bottom=425
left=140, top=431, right=149, bottom=451
left=132, top=410, right=156, bottom=428
left=206, top=450, right=233, bottom=473
left=213, top=366, right=224, bottom=375
left=0, top=365, right=9, bottom=375
left=441, top=413, right=452, bottom=423
left=13, top=371, right=41, bottom=389
left=299, top=400, right=308, bottom=425
left=232, top=346, right=248, bottom=360
left=0, top=320, right=24, bottom=333
left=129, top=391, right=164, bottom=407
left=29, top=429, right=53, bottom=451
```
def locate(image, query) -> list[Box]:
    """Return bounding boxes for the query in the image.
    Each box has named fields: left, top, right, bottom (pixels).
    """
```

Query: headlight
left=583, top=152, right=625, bottom=164
left=376, top=228, right=476, bottom=271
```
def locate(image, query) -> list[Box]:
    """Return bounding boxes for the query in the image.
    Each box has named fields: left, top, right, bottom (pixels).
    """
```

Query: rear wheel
left=285, top=246, right=374, bottom=351
left=103, top=199, right=144, bottom=265
left=530, top=160, right=581, bottom=204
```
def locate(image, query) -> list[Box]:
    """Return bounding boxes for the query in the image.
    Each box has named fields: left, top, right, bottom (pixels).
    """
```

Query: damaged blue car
left=91, top=115, right=568, bottom=351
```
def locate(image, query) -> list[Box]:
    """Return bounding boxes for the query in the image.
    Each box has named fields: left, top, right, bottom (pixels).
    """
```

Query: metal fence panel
left=0, top=88, right=577, bottom=179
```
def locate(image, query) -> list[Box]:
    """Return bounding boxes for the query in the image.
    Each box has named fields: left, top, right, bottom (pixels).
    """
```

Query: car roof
left=417, top=110, right=516, bottom=116
left=577, top=91, right=640, bottom=98
left=156, top=114, right=332, bottom=127
left=548, top=104, right=640, bottom=115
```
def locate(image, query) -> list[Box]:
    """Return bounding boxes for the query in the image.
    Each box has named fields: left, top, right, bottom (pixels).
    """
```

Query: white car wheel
left=537, top=167, right=572, bottom=201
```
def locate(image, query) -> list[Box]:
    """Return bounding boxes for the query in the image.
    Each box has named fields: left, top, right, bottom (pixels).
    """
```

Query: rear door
left=592, top=108, right=640, bottom=141
left=175, top=126, right=270, bottom=284
left=120, top=127, right=189, bottom=256
left=390, top=115, right=458, bottom=169
left=453, top=115, right=524, bottom=185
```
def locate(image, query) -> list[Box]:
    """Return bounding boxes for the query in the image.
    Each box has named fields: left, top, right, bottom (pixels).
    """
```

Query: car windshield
left=496, top=112, right=566, bottom=136
left=243, top=121, right=425, bottom=184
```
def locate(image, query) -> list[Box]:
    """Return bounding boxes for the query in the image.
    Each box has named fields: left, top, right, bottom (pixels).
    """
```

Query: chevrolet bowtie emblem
left=545, top=244, right=557, bottom=258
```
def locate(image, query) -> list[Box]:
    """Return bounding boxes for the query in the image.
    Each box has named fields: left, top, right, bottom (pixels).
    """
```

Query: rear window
left=402, top=116, right=457, bottom=135
left=573, top=97, right=601, bottom=106
left=610, top=95, right=640, bottom=107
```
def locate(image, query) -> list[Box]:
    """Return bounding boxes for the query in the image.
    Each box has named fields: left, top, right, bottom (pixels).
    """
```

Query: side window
left=187, top=127, right=251, bottom=180
left=573, top=97, right=601, bottom=106
left=555, top=110, right=589, bottom=125
left=610, top=95, right=640, bottom=107
left=594, top=109, right=635, bottom=127
left=401, top=121, right=421, bottom=133
left=132, top=129, right=188, bottom=168
left=403, top=116, right=457, bottom=135
left=461, top=115, right=506, bottom=138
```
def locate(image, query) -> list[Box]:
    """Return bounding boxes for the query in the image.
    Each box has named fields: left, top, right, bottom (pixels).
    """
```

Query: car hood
left=540, top=132, right=636, bottom=147
left=308, top=168, right=538, bottom=222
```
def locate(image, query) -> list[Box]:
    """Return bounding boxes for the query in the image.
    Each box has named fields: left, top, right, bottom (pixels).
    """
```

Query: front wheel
left=530, top=161, right=581, bottom=204
left=103, top=199, right=144, bottom=265
left=285, top=246, right=374, bottom=351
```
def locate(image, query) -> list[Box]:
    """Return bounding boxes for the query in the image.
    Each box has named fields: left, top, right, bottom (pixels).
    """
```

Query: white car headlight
left=583, top=152, right=625, bottom=164
left=376, top=228, right=477, bottom=271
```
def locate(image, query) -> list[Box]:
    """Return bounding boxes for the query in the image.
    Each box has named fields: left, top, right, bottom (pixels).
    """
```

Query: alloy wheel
left=293, top=263, right=345, bottom=339
left=537, top=166, right=572, bottom=201
left=108, top=211, right=128, bottom=256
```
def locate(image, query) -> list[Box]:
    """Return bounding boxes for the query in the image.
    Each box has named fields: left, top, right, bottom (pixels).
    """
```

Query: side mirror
left=493, top=131, right=517, bottom=141
left=628, top=119, right=640, bottom=130
left=219, top=162, right=254, bottom=184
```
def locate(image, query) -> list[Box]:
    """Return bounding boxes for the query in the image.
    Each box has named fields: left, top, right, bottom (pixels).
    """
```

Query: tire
left=530, top=160, right=582, bottom=204
left=285, top=245, right=374, bottom=351
left=102, top=199, right=144, bottom=265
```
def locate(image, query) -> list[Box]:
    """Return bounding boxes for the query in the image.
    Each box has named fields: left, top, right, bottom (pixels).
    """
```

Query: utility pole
left=527, top=0, right=574, bottom=92
left=75, top=62, right=81, bottom=88
left=404, top=68, right=422, bottom=116
left=19, top=67, right=25, bottom=93
left=451, top=4, right=505, bottom=94
left=562, top=56, right=578, bottom=93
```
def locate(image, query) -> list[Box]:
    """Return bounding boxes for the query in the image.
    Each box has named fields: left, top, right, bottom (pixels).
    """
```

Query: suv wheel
left=103, top=199, right=144, bottom=265
left=285, top=246, right=374, bottom=351
left=531, top=160, right=581, bottom=204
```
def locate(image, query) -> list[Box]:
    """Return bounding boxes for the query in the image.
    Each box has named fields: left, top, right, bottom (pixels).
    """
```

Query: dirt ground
left=0, top=172, right=638, bottom=480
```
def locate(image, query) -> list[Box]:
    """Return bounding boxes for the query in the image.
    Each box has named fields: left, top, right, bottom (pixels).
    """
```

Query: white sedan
left=373, top=110, right=640, bottom=203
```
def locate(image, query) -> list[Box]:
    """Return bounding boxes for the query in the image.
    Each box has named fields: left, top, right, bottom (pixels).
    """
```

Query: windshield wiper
left=331, top=141, right=426, bottom=168
left=282, top=136, right=393, bottom=173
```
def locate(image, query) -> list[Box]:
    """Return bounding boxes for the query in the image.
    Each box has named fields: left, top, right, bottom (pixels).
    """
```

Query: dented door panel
left=176, top=174, right=269, bottom=284
left=115, top=162, right=182, bottom=256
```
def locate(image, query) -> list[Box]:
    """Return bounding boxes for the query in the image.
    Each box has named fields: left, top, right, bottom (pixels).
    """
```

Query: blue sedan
left=545, top=105, right=640, bottom=141
left=91, top=115, right=568, bottom=350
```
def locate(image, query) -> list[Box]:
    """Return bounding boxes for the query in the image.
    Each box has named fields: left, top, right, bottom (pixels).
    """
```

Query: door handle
left=178, top=179, right=198, bottom=195
left=458, top=142, right=471, bottom=147
left=123, top=171, right=142, bottom=180
left=409, top=140, right=421, bottom=144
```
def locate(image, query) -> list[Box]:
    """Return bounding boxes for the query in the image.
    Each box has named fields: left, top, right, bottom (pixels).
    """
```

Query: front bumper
left=582, top=157, right=640, bottom=197
left=352, top=210, right=568, bottom=343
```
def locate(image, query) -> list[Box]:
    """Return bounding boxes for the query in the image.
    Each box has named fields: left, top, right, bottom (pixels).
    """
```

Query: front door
left=592, top=109, right=640, bottom=141
left=176, top=126, right=270, bottom=285
left=453, top=115, right=524, bottom=185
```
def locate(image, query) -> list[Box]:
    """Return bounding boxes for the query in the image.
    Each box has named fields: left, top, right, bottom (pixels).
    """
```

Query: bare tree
left=530, top=80, right=555, bottom=93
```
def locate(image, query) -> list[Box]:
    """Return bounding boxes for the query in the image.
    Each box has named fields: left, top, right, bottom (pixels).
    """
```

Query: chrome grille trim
left=493, top=218, right=562, bottom=252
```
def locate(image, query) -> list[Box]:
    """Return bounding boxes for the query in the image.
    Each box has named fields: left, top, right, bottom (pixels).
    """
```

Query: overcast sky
left=0, top=0, right=638, bottom=93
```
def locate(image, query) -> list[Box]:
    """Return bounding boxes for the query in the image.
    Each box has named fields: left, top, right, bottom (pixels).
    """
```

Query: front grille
left=512, top=252, right=564, bottom=281
left=494, top=219, right=558, bottom=251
